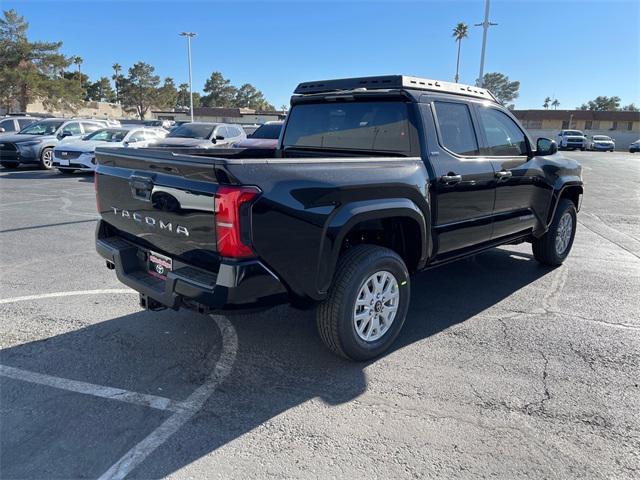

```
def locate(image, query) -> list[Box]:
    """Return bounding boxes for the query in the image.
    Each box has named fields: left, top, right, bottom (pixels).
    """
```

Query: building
left=513, top=109, right=640, bottom=132
left=1, top=99, right=135, bottom=121
left=513, top=109, right=640, bottom=149
left=151, top=107, right=286, bottom=125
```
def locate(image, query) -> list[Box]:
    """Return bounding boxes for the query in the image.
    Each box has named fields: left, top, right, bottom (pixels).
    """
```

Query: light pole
left=179, top=32, right=196, bottom=122
left=475, top=0, right=497, bottom=87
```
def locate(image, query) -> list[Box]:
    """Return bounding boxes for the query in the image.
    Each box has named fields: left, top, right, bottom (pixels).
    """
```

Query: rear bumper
left=96, top=220, right=288, bottom=312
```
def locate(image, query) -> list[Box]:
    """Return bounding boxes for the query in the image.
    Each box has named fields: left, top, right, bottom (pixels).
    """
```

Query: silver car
left=152, top=122, right=246, bottom=149
left=0, top=118, right=113, bottom=169
left=587, top=135, right=615, bottom=152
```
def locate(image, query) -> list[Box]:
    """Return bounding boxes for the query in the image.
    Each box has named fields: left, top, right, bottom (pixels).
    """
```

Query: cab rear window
left=283, top=102, right=412, bottom=153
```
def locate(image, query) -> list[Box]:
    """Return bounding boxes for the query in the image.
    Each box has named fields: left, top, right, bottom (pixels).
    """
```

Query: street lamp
left=474, top=0, right=497, bottom=87
left=179, top=32, right=196, bottom=122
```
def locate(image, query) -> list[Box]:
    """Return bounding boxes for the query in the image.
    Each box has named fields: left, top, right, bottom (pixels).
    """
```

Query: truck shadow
left=0, top=169, right=94, bottom=182
left=0, top=247, right=549, bottom=479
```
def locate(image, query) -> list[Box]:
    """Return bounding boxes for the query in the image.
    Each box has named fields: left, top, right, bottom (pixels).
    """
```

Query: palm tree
left=452, top=22, right=469, bottom=83
left=543, top=96, right=552, bottom=109
left=551, top=99, right=560, bottom=110
left=73, top=56, right=83, bottom=87
left=112, top=63, right=122, bottom=103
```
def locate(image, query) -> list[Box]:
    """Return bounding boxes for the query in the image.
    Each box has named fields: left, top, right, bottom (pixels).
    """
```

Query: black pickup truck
left=94, top=75, right=583, bottom=360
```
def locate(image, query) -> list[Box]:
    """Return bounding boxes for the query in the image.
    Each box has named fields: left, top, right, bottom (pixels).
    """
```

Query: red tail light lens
left=215, top=186, right=260, bottom=258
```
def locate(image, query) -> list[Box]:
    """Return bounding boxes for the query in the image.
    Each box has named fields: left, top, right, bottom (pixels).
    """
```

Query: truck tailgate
left=95, top=147, right=221, bottom=270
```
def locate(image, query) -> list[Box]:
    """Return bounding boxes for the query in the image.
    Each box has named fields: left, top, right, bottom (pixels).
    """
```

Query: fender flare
left=315, top=198, right=428, bottom=296
left=546, top=179, right=583, bottom=226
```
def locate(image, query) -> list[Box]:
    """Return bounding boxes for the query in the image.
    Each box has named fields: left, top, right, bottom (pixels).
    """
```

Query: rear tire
left=532, top=198, right=577, bottom=266
left=316, top=245, right=410, bottom=361
left=39, top=148, right=53, bottom=170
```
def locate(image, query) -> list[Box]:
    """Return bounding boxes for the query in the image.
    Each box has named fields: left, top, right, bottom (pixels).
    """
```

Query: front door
left=422, top=101, right=496, bottom=256
left=473, top=105, right=549, bottom=240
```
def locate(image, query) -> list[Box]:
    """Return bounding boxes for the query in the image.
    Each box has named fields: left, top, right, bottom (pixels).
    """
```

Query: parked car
left=0, top=118, right=110, bottom=169
left=629, top=139, right=640, bottom=153
left=587, top=135, right=615, bottom=151
left=233, top=121, right=283, bottom=149
left=151, top=122, right=246, bottom=149
left=557, top=129, right=587, bottom=151
left=94, top=74, right=583, bottom=361
left=0, top=116, right=38, bottom=135
left=53, top=126, right=167, bottom=173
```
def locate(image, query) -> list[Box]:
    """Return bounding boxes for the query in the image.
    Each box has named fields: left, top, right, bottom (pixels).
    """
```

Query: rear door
left=421, top=100, right=496, bottom=255
left=473, top=105, right=547, bottom=240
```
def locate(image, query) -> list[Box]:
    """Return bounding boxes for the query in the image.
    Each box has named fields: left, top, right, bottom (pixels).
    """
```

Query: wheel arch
left=546, top=182, right=583, bottom=226
left=316, top=198, right=428, bottom=296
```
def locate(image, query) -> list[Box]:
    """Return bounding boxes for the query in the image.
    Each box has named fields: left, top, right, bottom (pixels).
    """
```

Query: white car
left=557, top=129, right=587, bottom=151
left=629, top=139, right=640, bottom=153
left=587, top=135, right=615, bottom=152
left=53, top=126, right=166, bottom=173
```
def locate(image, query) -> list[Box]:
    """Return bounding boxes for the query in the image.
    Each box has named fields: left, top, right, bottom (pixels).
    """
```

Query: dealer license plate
left=148, top=250, right=172, bottom=280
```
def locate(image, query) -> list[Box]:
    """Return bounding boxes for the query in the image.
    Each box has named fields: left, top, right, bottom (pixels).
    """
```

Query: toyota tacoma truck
left=94, top=75, right=583, bottom=361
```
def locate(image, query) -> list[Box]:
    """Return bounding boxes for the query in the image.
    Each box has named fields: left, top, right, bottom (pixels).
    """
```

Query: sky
left=4, top=0, right=640, bottom=110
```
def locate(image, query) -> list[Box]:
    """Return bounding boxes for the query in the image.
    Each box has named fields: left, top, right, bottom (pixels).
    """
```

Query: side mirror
left=215, top=135, right=225, bottom=141
left=123, top=141, right=130, bottom=147
left=536, top=137, right=558, bottom=156
left=59, top=130, right=72, bottom=139
left=0, top=127, right=5, bottom=133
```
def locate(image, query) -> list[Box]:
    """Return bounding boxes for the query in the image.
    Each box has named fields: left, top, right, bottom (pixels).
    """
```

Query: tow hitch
left=139, top=293, right=167, bottom=311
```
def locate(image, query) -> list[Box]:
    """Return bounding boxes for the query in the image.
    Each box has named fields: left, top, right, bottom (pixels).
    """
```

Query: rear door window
left=433, top=102, right=480, bottom=156
left=64, top=122, right=82, bottom=135
left=283, top=101, right=413, bottom=154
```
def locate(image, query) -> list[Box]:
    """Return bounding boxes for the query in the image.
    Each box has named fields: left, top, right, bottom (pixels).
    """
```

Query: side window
left=64, top=122, right=82, bottom=135
left=433, top=102, right=480, bottom=156
left=82, top=122, right=101, bottom=134
left=0, top=119, right=15, bottom=132
left=477, top=107, right=528, bottom=156
left=129, top=131, right=146, bottom=142
left=232, top=126, right=243, bottom=137
left=18, top=119, right=33, bottom=129
left=218, top=126, right=230, bottom=138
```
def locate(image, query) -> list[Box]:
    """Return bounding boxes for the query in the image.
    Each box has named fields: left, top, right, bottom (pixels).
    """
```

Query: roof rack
left=294, top=75, right=498, bottom=102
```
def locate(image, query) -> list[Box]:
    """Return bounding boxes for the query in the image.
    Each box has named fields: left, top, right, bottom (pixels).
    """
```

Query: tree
left=551, top=99, right=560, bottom=109
left=622, top=103, right=638, bottom=112
left=176, top=82, right=200, bottom=110
left=201, top=71, right=237, bottom=107
left=280, top=104, right=289, bottom=112
left=119, top=62, right=160, bottom=119
left=156, top=77, right=178, bottom=109
left=452, top=22, right=469, bottom=84
left=86, top=76, right=116, bottom=103
left=579, top=96, right=621, bottom=111
left=72, top=55, right=83, bottom=87
left=0, top=9, right=83, bottom=112
left=112, top=63, right=122, bottom=103
left=543, top=96, right=552, bottom=109
left=481, top=72, right=520, bottom=106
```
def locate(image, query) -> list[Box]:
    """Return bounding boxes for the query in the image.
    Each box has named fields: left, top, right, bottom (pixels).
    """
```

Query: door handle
left=495, top=170, right=513, bottom=180
left=440, top=173, right=462, bottom=185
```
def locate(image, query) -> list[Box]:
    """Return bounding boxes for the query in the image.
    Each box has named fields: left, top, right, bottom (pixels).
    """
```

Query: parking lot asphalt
left=1, top=151, right=639, bottom=480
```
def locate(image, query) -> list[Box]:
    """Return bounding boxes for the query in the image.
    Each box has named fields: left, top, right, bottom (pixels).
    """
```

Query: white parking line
left=0, top=289, right=135, bottom=305
left=0, top=289, right=238, bottom=480
left=98, top=316, right=238, bottom=480
left=0, top=365, right=182, bottom=412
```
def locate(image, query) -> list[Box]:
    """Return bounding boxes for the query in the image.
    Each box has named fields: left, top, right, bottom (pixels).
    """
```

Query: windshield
left=85, top=129, right=129, bottom=142
left=593, top=136, right=611, bottom=141
left=168, top=124, right=214, bottom=139
left=249, top=123, right=282, bottom=139
left=19, top=120, right=64, bottom=135
left=564, top=130, right=583, bottom=136
left=283, top=101, right=412, bottom=154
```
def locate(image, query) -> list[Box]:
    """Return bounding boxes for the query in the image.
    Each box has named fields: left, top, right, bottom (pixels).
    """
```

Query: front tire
left=316, top=245, right=410, bottom=361
left=532, top=198, right=577, bottom=266
left=39, top=148, right=53, bottom=170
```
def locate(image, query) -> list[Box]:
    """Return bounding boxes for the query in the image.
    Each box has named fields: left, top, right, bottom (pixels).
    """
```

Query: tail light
left=215, top=185, right=261, bottom=258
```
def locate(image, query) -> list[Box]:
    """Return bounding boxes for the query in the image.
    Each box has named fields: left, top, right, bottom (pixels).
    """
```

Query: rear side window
left=433, top=102, right=479, bottom=156
left=0, top=119, right=15, bottom=131
left=283, top=101, right=412, bottom=153
left=18, top=119, right=34, bottom=129
left=477, top=107, right=528, bottom=156
left=81, top=122, right=101, bottom=134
